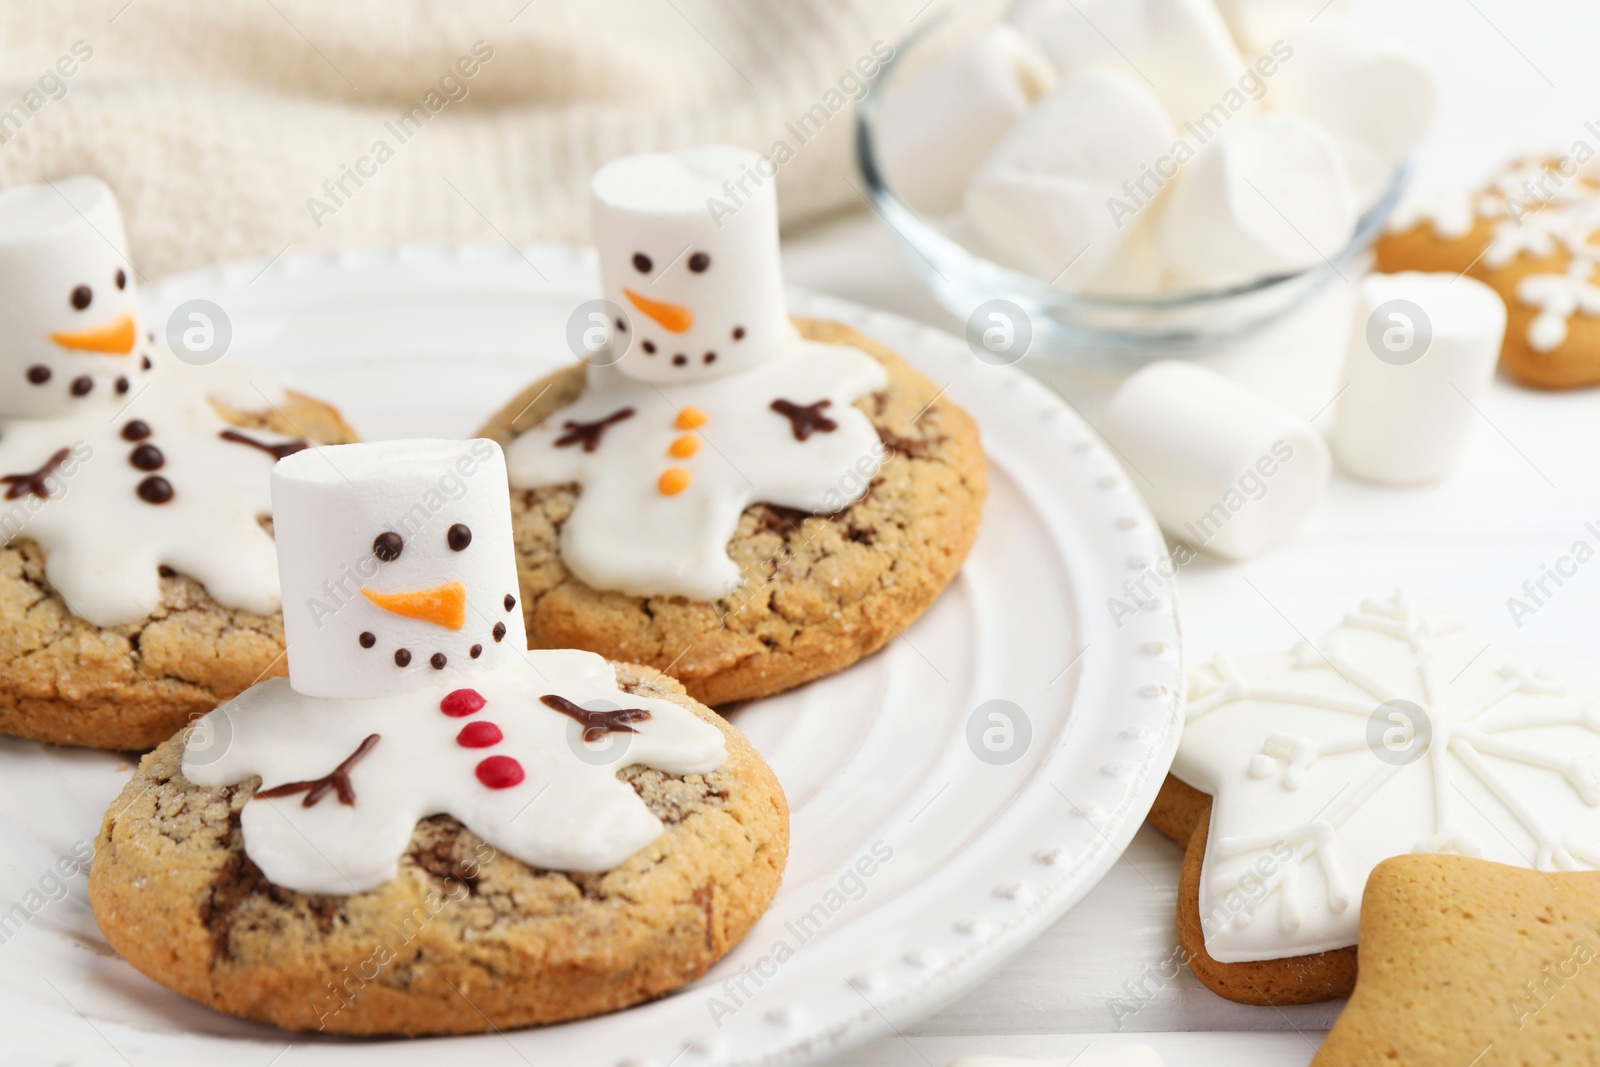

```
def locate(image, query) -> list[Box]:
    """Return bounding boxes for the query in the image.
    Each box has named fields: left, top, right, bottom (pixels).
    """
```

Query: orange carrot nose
left=361, top=582, right=467, bottom=630
left=623, top=288, right=693, bottom=333
left=50, top=313, right=138, bottom=355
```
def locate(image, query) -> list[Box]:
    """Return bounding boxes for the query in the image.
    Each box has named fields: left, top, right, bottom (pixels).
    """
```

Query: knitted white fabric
left=0, top=0, right=934, bottom=275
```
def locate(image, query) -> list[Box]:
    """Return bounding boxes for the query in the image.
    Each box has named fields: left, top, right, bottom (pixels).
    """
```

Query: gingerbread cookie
left=0, top=177, right=356, bottom=750
left=1149, top=593, right=1600, bottom=1005
left=481, top=148, right=986, bottom=706
left=90, top=439, right=788, bottom=1034
left=1376, top=155, right=1600, bottom=388
left=1317, top=854, right=1600, bottom=1065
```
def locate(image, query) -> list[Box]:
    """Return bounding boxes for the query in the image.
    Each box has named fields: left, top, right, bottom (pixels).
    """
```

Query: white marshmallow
left=966, top=70, right=1177, bottom=288
left=1155, top=113, right=1357, bottom=290
left=1212, top=0, right=1342, bottom=52
left=1010, top=0, right=1251, bottom=123
left=0, top=177, right=141, bottom=418
left=271, top=439, right=529, bottom=700
left=592, top=146, right=790, bottom=383
left=1333, top=272, right=1507, bottom=485
left=873, top=25, right=1056, bottom=217
left=1083, top=212, right=1170, bottom=297
left=1267, top=17, right=1438, bottom=209
left=1100, top=361, right=1330, bottom=560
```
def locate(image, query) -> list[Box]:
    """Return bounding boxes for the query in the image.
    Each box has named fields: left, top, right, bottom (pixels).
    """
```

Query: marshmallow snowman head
left=271, top=439, right=529, bottom=700
left=0, top=176, right=142, bottom=419
left=591, top=146, right=794, bottom=383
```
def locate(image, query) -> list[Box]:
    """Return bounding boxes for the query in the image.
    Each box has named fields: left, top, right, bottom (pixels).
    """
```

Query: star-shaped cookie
left=1317, top=853, right=1600, bottom=1065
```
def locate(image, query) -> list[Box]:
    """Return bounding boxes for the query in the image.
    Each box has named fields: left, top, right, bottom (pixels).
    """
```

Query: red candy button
left=440, top=688, right=486, bottom=718
left=475, top=755, right=524, bottom=789
left=456, top=721, right=504, bottom=748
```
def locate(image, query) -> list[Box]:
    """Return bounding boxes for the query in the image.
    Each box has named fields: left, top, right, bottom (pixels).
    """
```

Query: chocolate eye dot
left=643, top=340, right=656, bottom=354
left=632, top=252, right=652, bottom=273
left=26, top=365, right=50, bottom=385
left=447, top=523, right=472, bottom=551
left=373, top=531, right=404, bottom=562
left=359, top=632, right=376, bottom=648
left=672, top=354, right=688, bottom=366
left=688, top=251, right=711, bottom=272
left=615, top=318, right=627, bottom=332
left=70, top=285, right=91, bottom=310
left=115, top=269, right=127, bottom=290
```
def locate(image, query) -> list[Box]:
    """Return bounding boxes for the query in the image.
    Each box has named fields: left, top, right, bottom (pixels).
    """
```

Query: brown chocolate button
left=70, top=376, right=93, bottom=396
left=122, top=420, right=151, bottom=441
left=136, top=476, right=173, bottom=504
left=129, top=444, right=163, bottom=471
left=394, top=648, right=411, bottom=667
left=25, top=365, right=49, bottom=385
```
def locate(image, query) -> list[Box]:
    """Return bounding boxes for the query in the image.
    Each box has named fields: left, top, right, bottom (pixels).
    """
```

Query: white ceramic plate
left=0, top=245, right=1181, bottom=1067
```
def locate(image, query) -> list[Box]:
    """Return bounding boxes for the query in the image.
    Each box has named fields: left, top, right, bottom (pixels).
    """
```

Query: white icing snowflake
left=1175, top=593, right=1600, bottom=963
left=1517, top=260, right=1600, bottom=353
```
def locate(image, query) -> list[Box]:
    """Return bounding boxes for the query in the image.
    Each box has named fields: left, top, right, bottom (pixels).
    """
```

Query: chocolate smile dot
left=632, top=252, right=652, bottom=273
left=470, top=644, right=483, bottom=659
left=136, top=475, right=173, bottom=504
left=394, top=648, right=412, bottom=667
left=115, top=375, right=129, bottom=394
left=430, top=652, right=447, bottom=670
left=504, top=593, right=516, bottom=611
left=447, top=523, right=472, bottom=551
left=122, top=420, right=151, bottom=442
left=25, top=365, right=50, bottom=385
left=372, top=531, right=403, bottom=562
left=70, top=376, right=93, bottom=397
left=703, top=351, right=716, bottom=364
left=359, top=631, right=376, bottom=648
left=115, top=269, right=127, bottom=290
left=70, top=285, right=91, bottom=310
left=643, top=340, right=656, bottom=355
left=672, top=354, right=687, bottom=366
left=615, top=318, right=627, bottom=332
left=733, top=325, right=746, bottom=340
left=141, top=355, right=152, bottom=370
left=129, top=444, right=164, bottom=471
left=492, top=622, right=507, bottom=643
left=688, top=251, right=711, bottom=272
left=146, top=331, right=155, bottom=343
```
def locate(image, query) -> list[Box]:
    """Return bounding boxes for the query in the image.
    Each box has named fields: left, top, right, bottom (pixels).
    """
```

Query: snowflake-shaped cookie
left=1175, top=593, right=1600, bottom=962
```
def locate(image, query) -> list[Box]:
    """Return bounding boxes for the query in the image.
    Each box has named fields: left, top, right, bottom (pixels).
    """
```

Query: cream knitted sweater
left=0, top=0, right=933, bottom=275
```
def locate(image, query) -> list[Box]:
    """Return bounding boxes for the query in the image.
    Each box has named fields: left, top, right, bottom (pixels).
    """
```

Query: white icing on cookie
left=506, top=340, right=888, bottom=600
left=183, top=648, right=727, bottom=894
left=503, top=146, right=890, bottom=600
left=0, top=347, right=305, bottom=628
left=1518, top=261, right=1600, bottom=353
left=1176, top=593, right=1600, bottom=963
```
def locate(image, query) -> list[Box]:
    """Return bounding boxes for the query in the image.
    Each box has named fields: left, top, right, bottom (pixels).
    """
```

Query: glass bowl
left=854, top=8, right=1411, bottom=366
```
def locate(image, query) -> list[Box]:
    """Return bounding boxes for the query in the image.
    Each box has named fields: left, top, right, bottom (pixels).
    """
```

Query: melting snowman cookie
left=0, top=176, right=311, bottom=628
left=505, top=147, right=891, bottom=600
left=91, top=438, right=788, bottom=1034
left=183, top=440, right=729, bottom=892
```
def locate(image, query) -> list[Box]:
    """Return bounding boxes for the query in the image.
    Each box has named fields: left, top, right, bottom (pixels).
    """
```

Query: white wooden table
left=782, top=2, right=1600, bottom=1061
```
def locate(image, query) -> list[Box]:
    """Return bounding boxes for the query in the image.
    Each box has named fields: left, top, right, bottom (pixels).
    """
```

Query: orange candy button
left=675, top=406, right=708, bottom=430
left=658, top=467, right=691, bottom=495
left=668, top=434, right=700, bottom=458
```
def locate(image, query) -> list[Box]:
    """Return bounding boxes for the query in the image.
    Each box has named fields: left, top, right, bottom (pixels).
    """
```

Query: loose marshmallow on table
left=1154, top=112, right=1357, bottom=290
left=272, top=439, right=529, bottom=700
left=1010, top=0, right=1250, bottom=124
left=1268, top=16, right=1439, bottom=209
left=873, top=24, right=1056, bottom=217
left=1333, top=272, right=1507, bottom=486
left=966, top=70, right=1177, bottom=288
left=1100, top=361, right=1330, bottom=560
